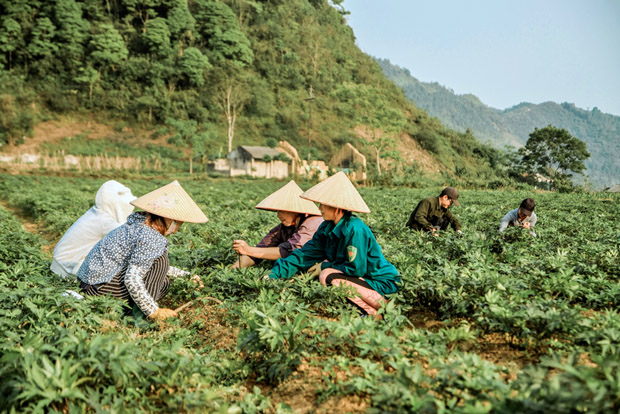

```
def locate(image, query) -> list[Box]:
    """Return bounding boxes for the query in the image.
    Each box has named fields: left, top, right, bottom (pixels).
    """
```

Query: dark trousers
left=80, top=254, right=170, bottom=307
left=430, top=216, right=449, bottom=231
left=406, top=215, right=449, bottom=232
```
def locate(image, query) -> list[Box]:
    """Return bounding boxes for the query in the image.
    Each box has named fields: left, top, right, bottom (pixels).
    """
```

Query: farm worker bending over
left=267, top=172, right=401, bottom=319
left=51, top=180, right=136, bottom=279
left=405, top=187, right=462, bottom=236
left=77, top=181, right=208, bottom=321
left=231, top=180, right=323, bottom=268
left=499, top=198, right=537, bottom=237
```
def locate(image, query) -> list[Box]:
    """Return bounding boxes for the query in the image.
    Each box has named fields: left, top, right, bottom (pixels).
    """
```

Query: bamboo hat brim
left=131, top=180, right=208, bottom=223
left=255, top=180, right=321, bottom=215
left=300, top=171, right=370, bottom=213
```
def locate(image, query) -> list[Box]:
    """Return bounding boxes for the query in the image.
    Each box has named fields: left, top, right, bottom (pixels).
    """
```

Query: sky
left=341, top=0, right=620, bottom=117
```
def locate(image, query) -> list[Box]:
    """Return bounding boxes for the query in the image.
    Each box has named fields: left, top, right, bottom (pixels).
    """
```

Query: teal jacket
left=269, top=215, right=400, bottom=296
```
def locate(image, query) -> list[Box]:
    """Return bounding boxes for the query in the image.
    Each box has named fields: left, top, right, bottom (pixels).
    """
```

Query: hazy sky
left=341, top=0, right=620, bottom=116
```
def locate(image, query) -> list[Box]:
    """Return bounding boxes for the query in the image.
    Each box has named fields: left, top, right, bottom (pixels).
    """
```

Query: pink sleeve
left=287, top=216, right=324, bottom=250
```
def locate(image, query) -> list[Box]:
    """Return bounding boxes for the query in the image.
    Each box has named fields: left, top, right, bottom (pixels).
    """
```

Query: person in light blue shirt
left=499, top=198, right=537, bottom=237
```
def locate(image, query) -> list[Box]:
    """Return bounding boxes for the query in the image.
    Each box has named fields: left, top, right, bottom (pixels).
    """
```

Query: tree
left=0, top=18, right=22, bottom=69
left=166, top=1, right=196, bottom=54
left=208, top=64, right=251, bottom=152
left=166, top=118, right=209, bottom=174
left=54, top=0, right=90, bottom=73
left=88, top=24, right=128, bottom=74
left=177, top=47, right=210, bottom=87
left=141, top=17, right=171, bottom=57
left=519, top=125, right=590, bottom=187
left=74, top=65, right=99, bottom=105
left=193, top=0, right=253, bottom=66
left=26, top=17, right=58, bottom=72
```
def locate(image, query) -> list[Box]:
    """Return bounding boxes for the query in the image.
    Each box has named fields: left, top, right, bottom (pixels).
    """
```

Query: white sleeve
left=124, top=264, right=159, bottom=316
left=167, top=266, right=190, bottom=278
left=498, top=211, right=513, bottom=233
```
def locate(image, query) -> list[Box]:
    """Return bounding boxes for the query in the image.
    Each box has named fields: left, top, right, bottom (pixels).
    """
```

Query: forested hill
left=0, top=0, right=505, bottom=185
left=377, top=59, right=620, bottom=188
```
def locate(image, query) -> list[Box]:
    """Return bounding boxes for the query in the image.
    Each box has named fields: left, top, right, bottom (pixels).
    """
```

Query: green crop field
left=1, top=174, right=619, bottom=413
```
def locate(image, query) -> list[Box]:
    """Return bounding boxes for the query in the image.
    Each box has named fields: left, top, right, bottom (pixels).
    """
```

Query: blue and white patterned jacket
left=77, top=212, right=187, bottom=316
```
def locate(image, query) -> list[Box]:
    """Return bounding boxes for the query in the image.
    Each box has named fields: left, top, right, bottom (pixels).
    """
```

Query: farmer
left=405, top=187, right=462, bottom=236
left=231, top=180, right=323, bottom=268
left=77, top=181, right=208, bottom=321
left=499, top=198, right=537, bottom=236
left=51, top=180, right=136, bottom=279
left=267, top=172, right=401, bottom=319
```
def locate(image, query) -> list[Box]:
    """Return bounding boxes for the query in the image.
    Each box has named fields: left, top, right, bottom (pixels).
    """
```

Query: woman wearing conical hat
left=77, top=181, right=208, bottom=321
left=267, top=172, right=401, bottom=319
left=232, top=180, right=324, bottom=268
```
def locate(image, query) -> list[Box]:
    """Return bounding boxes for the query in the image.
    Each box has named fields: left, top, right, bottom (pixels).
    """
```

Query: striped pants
left=319, top=268, right=386, bottom=318
left=80, top=254, right=170, bottom=308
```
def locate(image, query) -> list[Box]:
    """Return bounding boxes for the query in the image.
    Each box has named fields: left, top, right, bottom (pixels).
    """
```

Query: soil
left=0, top=198, right=55, bottom=255
left=352, top=125, right=441, bottom=174
left=173, top=302, right=370, bottom=413
left=1, top=117, right=175, bottom=156
left=2, top=119, right=116, bottom=155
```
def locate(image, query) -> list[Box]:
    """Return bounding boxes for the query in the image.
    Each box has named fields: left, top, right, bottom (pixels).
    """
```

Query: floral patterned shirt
left=77, top=212, right=187, bottom=316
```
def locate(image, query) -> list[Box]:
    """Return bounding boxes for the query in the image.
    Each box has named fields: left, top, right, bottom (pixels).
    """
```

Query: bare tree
left=211, top=66, right=250, bottom=152
left=217, top=81, right=246, bottom=152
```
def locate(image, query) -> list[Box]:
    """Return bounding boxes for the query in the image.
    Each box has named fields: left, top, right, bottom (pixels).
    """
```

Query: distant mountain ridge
left=377, top=58, right=620, bottom=188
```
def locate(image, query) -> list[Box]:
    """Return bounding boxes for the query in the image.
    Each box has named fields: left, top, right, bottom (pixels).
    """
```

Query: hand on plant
left=523, top=222, right=531, bottom=230
left=307, top=262, right=322, bottom=277
left=149, top=308, right=178, bottom=320
left=191, top=274, right=204, bottom=289
left=233, top=239, right=250, bottom=255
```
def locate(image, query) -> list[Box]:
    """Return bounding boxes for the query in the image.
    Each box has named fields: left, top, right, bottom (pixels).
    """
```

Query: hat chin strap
left=164, top=220, right=180, bottom=236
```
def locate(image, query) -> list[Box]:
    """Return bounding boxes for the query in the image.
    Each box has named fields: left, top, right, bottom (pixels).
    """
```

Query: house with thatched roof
left=329, top=143, right=367, bottom=181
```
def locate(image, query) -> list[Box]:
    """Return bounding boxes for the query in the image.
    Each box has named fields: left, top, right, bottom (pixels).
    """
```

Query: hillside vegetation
left=378, top=59, right=620, bottom=188
left=0, top=0, right=508, bottom=186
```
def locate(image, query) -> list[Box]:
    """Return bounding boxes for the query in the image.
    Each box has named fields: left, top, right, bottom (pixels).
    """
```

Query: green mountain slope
left=0, top=0, right=508, bottom=186
left=378, top=59, right=620, bottom=188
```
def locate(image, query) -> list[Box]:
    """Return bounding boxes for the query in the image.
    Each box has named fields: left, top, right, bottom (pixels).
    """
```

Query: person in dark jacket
left=268, top=172, right=400, bottom=319
left=406, top=187, right=462, bottom=236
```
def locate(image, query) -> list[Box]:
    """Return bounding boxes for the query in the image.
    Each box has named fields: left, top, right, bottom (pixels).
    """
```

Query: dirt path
left=0, top=198, right=56, bottom=255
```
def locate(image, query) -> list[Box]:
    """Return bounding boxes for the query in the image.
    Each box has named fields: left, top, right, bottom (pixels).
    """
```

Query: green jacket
left=269, top=215, right=400, bottom=297
left=406, top=196, right=461, bottom=231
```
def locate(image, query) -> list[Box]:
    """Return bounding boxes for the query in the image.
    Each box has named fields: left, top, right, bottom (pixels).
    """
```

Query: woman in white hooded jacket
left=51, top=180, right=136, bottom=279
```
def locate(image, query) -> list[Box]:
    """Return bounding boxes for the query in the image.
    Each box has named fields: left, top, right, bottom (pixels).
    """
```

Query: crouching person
left=231, top=180, right=323, bottom=268
left=499, top=198, right=537, bottom=237
left=51, top=180, right=136, bottom=279
left=405, top=187, right=462, bottom=236
left=77, top=181, right=208, bottom=321
left=267, top=172, right=401, bottom=319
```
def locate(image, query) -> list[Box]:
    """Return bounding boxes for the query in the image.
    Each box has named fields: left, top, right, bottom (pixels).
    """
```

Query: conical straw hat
left=255, top=180, right=320, bottom=215
left=300, top=171, right=370, bottom=213
left=131, top=180, right=208, bottom=223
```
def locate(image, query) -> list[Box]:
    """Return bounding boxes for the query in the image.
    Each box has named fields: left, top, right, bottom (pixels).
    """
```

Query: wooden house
left=210, top=145, right=290, bottom=178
